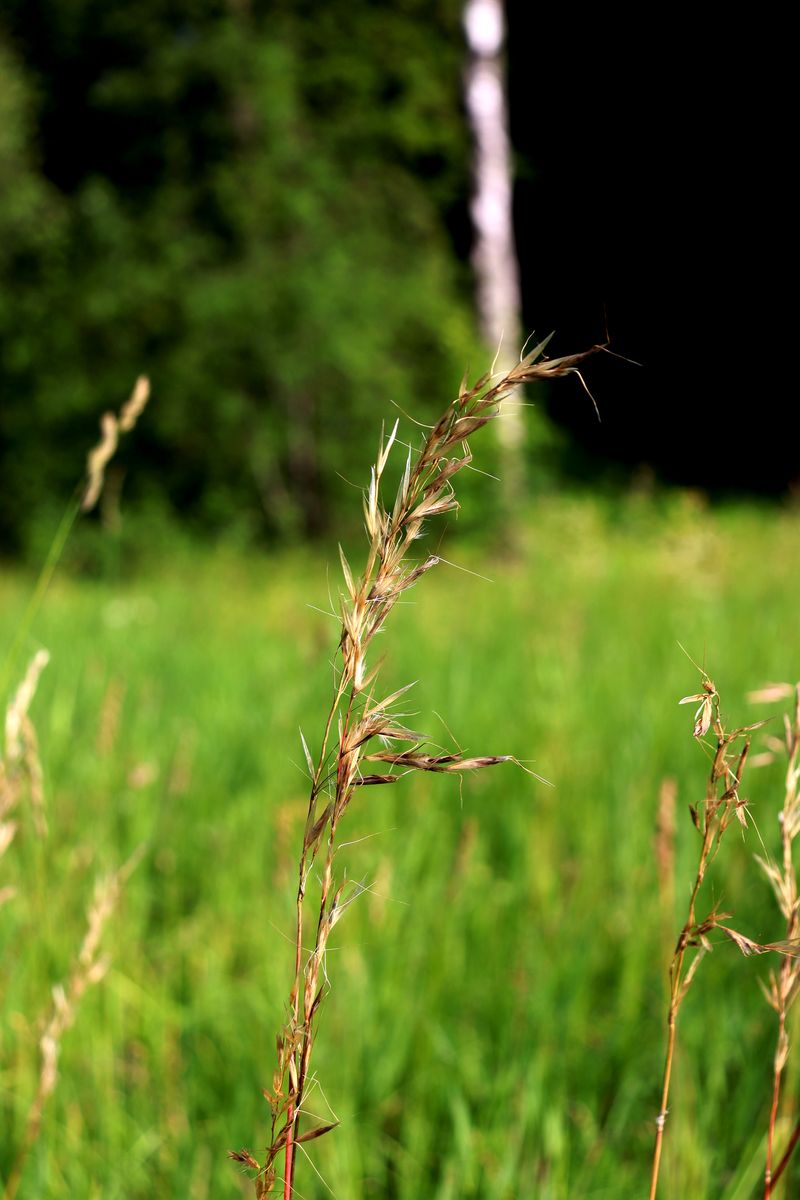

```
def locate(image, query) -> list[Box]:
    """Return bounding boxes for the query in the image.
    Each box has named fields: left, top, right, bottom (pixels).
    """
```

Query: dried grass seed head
left=82, top=375, right=150, bottom=512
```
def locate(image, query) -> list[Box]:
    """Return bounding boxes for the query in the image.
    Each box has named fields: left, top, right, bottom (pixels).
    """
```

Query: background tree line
left=1, top=1, right=796, bottom=557
left=1, top=0, right=482, bottom=554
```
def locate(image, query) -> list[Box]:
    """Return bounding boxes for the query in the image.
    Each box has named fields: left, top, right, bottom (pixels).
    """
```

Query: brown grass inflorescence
left=230, top=338, right=599, bottom=1197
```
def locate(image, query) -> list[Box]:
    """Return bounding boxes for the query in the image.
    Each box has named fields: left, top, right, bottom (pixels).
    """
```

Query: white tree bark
left=464, top=0, right=526, bottom=480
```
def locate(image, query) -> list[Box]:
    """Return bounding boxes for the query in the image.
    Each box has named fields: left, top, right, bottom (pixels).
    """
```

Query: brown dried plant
left=230, top=338, right=599, bottom=1198
left=749, top=682, right=800, bottom=1197
left=0, top=649, right=51, bottom=898
left=649, top=676, right=800, bottom=1200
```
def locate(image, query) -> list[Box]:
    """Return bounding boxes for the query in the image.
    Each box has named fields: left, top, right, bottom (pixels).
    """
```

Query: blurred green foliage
left=0, top=2, right=479, bottom=552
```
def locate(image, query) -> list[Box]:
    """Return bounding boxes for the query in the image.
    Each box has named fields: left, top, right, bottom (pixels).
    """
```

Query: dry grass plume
left=230, top=338, right=599, bottom=1197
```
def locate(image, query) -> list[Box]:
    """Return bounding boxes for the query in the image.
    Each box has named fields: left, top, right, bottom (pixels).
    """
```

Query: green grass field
left=2, top=492, right=800, bottom=1198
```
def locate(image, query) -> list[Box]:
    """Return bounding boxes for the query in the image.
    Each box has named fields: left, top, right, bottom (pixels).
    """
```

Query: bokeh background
left=1, top=4, right=799, bottom=1198
left=2, top=0, right=796, bottom=559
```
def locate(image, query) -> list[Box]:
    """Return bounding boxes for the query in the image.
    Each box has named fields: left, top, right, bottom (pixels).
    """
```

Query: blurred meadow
left=3, top=492, right=800, bottom=1198
left=2, top=2, right=799, bottom=1198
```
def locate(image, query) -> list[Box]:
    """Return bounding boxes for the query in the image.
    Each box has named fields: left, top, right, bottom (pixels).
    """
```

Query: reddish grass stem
left=769, top=1117, right=800, bottom=1193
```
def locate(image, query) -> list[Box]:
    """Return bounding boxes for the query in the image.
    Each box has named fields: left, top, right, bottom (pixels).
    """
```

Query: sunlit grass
left=2, top=491, right=799, bottom=1197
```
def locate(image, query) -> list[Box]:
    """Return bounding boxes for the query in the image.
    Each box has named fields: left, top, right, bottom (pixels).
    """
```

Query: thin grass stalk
left=649, top=676, right=753, bottom=1200
left=769, top=1118, right=800, bottom=1192
left=750, top=683, right=800, bottom=1198
left=230, top=339, right=599, bottom=1197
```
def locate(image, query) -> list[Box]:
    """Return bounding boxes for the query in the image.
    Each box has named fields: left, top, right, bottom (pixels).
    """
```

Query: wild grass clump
left=649, top=674, right=800, bottom=1199
left=230, top=339, right=598, bottom=1197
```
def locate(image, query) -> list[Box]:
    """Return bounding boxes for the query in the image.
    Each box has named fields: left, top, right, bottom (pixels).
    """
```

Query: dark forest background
left=1, top=1, right=795, bottom=556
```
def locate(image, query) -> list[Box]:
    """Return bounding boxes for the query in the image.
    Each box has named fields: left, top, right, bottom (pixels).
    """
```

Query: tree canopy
left=2, top=2, right=796, bottom=558
left=1, top=1, right=479, bottom=551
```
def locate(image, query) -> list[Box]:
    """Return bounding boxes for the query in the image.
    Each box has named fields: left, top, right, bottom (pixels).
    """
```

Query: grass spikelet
left=118, top=374, right=150, bottom=433
left=234, top=341, right=597, bottom=1197
left=82, top=375, right=151, bottom=512
left=4, top=650, right=49, bottom=766
left=1, top=651, right=50, bottom=859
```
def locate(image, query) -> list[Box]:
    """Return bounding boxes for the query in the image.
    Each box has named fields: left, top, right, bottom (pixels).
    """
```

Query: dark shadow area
left=507, top=3, right=797, bottom=494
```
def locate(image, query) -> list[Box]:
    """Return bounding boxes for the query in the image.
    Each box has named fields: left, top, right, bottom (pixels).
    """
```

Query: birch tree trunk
left=464, top=0, right=526, bottom=502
